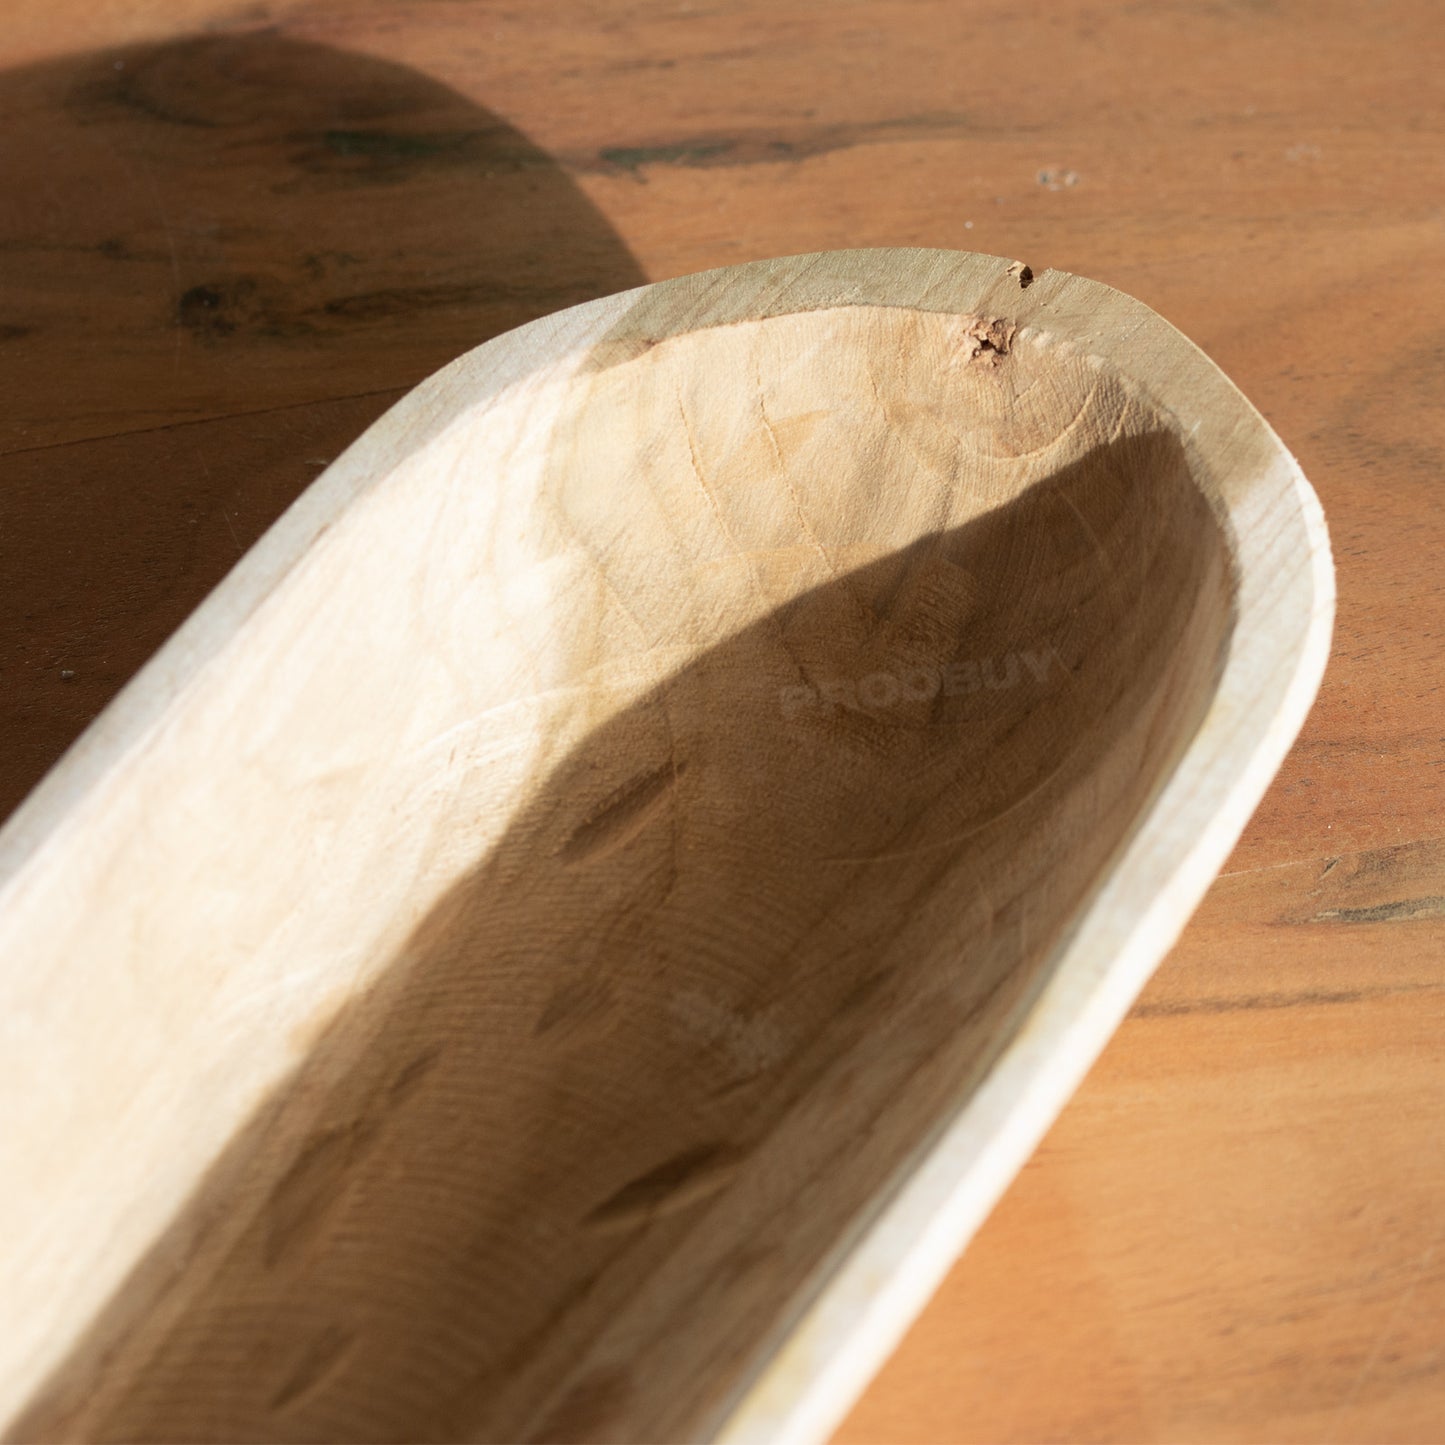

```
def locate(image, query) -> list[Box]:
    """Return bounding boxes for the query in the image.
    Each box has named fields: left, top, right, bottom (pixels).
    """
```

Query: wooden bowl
left=0, top=250, right=1332, bottom=1444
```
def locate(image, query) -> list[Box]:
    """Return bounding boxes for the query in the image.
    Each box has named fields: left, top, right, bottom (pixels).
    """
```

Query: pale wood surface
left=0, top=246, right=1328, bottom=1444
left=0, top=3, right=1438, bottom=1442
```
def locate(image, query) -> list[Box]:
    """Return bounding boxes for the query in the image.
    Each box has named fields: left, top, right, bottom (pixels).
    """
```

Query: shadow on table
left=0, top=30, right=644, bottom=821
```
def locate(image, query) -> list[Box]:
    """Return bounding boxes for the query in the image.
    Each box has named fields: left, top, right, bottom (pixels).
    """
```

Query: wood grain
left=0, top=2, right=1439, bottom=1441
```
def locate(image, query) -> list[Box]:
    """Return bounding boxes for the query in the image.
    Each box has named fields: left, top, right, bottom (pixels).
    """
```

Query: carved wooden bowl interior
left=0, top=251, right=1331, bottom=1445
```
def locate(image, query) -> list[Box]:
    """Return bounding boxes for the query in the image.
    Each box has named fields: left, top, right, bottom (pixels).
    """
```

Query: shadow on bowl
left=13, top=305, right=1235, bottom=1444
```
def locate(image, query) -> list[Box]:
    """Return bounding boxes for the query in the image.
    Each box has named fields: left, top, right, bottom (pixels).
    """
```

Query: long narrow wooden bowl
left=0, top=249, right=1332, bottom=1445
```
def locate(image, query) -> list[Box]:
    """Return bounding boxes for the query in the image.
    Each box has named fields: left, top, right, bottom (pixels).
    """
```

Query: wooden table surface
left=3, top=2, right=1441, bottom=1440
